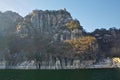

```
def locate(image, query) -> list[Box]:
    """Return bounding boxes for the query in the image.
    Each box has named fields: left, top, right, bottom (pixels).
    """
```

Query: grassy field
left=0, top=68, right=118, bottom=80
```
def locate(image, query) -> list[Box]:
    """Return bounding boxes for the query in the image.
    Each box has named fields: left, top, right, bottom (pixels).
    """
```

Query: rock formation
left=0, top=9, right=119, bottom=69
left=16, top=9, right=83, bottom=41
left=0, top=9, right=84, bottom=69
left=0, top=11, right=23, bottom=36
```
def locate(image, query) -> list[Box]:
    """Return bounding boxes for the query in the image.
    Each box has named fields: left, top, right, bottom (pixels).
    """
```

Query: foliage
left=60, top=20, right=81, bottom=30
left=91, top=27, right=120, bottom=58
left=65, top=36, right=96, bottom=52
left=47, top=42, right=74, bottom=58
left=47, top=36, right=98, bottom=60
left=64, top=36, right=98, bottom=60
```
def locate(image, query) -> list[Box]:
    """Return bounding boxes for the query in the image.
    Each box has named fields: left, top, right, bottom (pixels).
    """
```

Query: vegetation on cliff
left=0, top=9, right=120, bottom=68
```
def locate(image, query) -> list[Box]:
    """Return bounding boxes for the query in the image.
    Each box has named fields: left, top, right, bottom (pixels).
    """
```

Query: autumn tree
left=61, top=20, right=83, bottom=31
left=64, top=36, right=98, bottom=60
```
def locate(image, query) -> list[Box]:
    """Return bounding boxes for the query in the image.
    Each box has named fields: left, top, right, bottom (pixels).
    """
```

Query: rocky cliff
left=0, top=9, right=119, bottom=69
left=16, top=9, right=83, bottom=41
left=0, top=9, right=84, bottom=69
left=0, top=11, right=23, bottom=36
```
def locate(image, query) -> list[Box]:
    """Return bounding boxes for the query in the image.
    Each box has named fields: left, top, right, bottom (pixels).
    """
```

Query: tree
left=64, top=36, right=98, bottom=60
left=61, top=20, right=83, bottom=31
left=32, top=33, right=53, bottom=68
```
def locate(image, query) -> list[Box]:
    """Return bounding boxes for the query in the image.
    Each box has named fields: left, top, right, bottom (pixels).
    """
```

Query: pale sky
left=0, top=0, right=120, bottom=32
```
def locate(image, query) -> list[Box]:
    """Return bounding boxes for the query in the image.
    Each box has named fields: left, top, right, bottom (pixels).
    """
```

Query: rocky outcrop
left=17, top=10, right=70, bottom=34
left=16, top=9, right=83, bottom=41
left=0, top=11, right=23, bottom=36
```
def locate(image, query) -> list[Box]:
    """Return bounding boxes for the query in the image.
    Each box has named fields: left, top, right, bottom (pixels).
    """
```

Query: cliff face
left=0, top=11, right=23, bottom=36
left=17, top=9, right=72, bottom=33
left=16, top=9, right=83, bottom=41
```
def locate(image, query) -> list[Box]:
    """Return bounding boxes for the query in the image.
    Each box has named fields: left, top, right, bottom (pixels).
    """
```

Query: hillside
left=0, top=9, right=120, bottom=69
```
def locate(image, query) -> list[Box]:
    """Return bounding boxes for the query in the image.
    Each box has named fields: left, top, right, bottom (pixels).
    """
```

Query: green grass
left=0, top=68, right=118, bottom=80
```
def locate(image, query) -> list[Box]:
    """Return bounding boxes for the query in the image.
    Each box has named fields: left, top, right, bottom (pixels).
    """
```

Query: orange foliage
left=64, top=36, right=96, bottom=54
left=66, top=20, right=79, bottom=30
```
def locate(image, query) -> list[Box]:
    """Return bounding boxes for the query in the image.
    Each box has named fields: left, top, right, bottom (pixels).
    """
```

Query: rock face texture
left=18, top=9, right=72, bottom=32
left=16, top=9, right=83, bottom=41
left=0, top=11, right=23, bottom=36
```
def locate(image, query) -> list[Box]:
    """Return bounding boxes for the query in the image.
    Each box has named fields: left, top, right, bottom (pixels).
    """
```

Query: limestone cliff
left=0, top=11, right=23, bottom=36
left=16, top=9, right=83, bottom=41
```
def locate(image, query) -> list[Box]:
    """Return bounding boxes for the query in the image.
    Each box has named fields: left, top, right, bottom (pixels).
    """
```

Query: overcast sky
left=0, top=0, right=120, bottom=32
